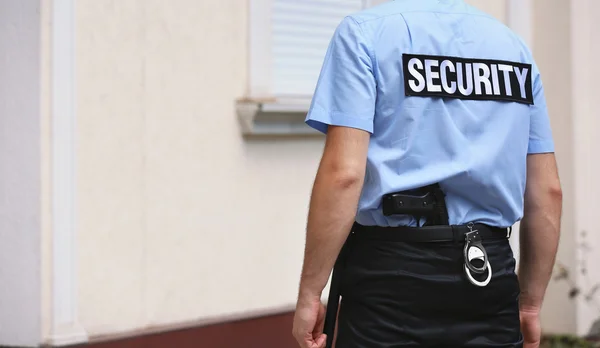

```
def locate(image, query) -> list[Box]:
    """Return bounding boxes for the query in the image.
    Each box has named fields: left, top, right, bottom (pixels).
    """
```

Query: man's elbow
left=525, top=182, right=563, bottom=215
left=319, top=165, right=364, bottom=190
left=542, top=177, right=563, bottom=203
left=332, top=170, right=363, bottom=189
left=548, top=184, right=563, bottom=202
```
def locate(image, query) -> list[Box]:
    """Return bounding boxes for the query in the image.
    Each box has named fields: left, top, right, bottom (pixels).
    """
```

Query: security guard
left=292, top=1, right=562, bottom=348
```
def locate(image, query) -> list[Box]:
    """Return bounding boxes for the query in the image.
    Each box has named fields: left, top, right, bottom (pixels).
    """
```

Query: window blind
left=271, top=0, right=366, bottom=97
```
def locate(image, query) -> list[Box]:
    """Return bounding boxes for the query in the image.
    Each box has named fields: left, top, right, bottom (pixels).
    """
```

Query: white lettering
left=408, top=58, right=426, bottom=92
left=403, top=54, right=532, bottom=103
left=457, top=63, right=473, bottom=96
left=424, top=59, right=442, bottom=92
left=440, top=60, right=457, bottom=94
left=490, top=64, right=501, bottom=95
left=497, top=64, right=513, bottom=96
left=473, top=63, right=492, bottom=95
left=514, top=67, right=529, bottom=99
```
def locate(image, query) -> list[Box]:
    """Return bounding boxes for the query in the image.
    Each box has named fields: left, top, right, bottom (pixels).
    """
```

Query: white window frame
left=51, top=0, right=89, bottom=345
left=238, top=0, right=374, bottom=135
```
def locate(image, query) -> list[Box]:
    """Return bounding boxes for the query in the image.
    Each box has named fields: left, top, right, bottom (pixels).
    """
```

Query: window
left=270, top=0, right=367, bottom=97
left=238, top=0, right=375, bottom=135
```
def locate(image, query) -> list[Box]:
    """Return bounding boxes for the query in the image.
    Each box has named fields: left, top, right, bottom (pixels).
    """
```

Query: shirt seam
left=306, top=110, right=374, bottom=134
left=528, top=139, right=554, bottom=144
left=399, top=13, right=412, bottom=45
left=348, top=16, right=377, bottom=75
left=311, top=104, right=374, bottom=121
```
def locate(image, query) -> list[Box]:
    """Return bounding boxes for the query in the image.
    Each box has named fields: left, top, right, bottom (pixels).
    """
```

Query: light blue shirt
left=305, top=0, right=555, bottom=228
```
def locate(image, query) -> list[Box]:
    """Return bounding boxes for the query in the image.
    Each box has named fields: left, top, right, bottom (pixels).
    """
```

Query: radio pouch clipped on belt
left=381, top=184, right=449, bottom=226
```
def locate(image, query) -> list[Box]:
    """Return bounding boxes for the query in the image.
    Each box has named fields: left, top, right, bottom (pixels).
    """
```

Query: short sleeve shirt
left=305, top=0, right=554, bottom=227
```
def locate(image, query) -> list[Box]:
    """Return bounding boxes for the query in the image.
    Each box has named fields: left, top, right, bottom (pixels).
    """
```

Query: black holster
left=381, top=183, right=449, bottom=226
left=323, top=184, right=449, bottom=347
left=323, top=228, right=352, bottom=348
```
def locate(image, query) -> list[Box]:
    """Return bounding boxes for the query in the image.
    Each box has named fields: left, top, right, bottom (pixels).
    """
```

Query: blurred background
left=0, top=0, right=598, bottom=347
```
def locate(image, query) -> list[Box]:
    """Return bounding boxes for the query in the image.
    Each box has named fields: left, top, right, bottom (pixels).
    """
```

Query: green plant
left=541, top=334, right=597, bottom=348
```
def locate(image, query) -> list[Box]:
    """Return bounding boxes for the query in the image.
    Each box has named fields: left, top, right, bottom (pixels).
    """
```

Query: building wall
left=371, top=0, right=508, bottom=21
left=40, top=0, right=53, bottom=342
left=465, top=0, right=507, bottom=21
left=533, top=0, right=577, bottom=334
left=75, top=0, right=324, bottom=338
left=72, top=0, right=550, bottom=340
left=0, top=0, right=43, bottom=346
left=572, top=0, right=600, bottom=337
left=0, top=0, right=595, bottom=346
left=69, top=0, right=594, bottom=341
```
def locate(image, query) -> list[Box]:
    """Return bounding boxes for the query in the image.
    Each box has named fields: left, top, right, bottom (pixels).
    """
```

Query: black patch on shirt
left=402, top=53, right=534, bottom=105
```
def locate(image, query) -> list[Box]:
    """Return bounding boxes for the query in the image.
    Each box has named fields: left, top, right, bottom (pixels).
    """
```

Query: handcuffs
left=463, top=222, right=492, bottom=287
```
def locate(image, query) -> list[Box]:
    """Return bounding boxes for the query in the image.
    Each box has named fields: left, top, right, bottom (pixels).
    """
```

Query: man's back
left=306, top=0, right=554, bottom=227
left=294, top=2, right=562, bottom=347
left=294, top=0, right=562, bottom=348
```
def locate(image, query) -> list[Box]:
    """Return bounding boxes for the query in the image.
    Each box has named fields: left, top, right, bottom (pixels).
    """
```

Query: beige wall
left=40, top=0, right=52, bottom=342
left=371, top=0, right=507, bottom=21
left=465, top=0, right=507, bottom=22
left=0, top=0, right=594, bottom=346
left=534, top=0, right=578, bottom=334
left=76, top=0, right=324, bottom=338
left=72, top=0, right=596, bottom=340
left=572, top=0, right=600, bottom=336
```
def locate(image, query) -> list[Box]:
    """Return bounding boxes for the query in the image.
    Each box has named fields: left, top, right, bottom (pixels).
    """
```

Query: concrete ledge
left=236, top=98, right=322, bottom=136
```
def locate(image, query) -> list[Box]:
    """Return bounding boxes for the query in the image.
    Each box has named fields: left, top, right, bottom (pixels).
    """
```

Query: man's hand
left=519, top=152, right=561, bottom=346
left=293, top=294, right=327, bottom=348
left=293, top=126, right=369, bottom=347
left=520, top=307, right=541, bottom=348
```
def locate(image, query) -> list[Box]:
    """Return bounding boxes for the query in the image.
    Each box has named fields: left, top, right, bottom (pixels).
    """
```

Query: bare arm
left=298, top=126, right=370, bottom=299
left=518, top=153, right=563, bottom=311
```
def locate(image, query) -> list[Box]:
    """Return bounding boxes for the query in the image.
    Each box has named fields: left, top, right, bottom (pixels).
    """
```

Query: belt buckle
left=463, top=223, right=492, bottom=287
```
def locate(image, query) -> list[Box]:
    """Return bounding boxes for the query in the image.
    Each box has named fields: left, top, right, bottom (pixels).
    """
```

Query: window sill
left=236, top=98, right=323, bottom=136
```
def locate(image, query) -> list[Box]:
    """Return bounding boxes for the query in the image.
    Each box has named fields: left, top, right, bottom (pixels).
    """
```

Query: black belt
left=352, top=223, right=511, bottom=243
left=323, top=222, right=512, bottom=347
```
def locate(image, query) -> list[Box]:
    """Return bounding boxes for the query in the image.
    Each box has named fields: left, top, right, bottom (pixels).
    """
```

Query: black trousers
left=335, top=231, right=523, bottom=347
